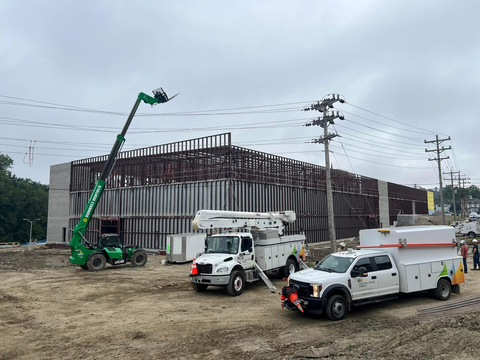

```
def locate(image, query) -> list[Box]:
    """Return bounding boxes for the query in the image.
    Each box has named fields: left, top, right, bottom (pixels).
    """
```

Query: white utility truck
left=190, top=210, right=307, bottom=296
left=282, top=226, right=464, bottom=320
left=454, top=220, right=480, bottom=238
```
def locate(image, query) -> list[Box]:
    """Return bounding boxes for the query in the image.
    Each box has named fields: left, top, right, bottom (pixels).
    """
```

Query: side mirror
left=358, top=266, right=368, bottom=277
left=351, top=266, right=368, bottom=278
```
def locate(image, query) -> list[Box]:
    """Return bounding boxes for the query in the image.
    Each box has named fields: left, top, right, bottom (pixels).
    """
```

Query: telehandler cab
left=69, top=88, right=177, bottom=271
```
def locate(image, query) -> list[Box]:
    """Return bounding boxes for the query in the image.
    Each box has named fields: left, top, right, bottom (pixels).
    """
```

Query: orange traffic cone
left=191, top=258, right=198, bottom=275
left=287, top=291, right=304, bottom=313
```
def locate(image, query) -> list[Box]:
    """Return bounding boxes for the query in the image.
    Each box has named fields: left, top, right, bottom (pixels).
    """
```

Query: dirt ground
left=1, top=246, right=480, bottom=360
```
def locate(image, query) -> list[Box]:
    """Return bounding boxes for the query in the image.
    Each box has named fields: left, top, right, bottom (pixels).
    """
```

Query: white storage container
left=166, top=233, right=206, bottom=263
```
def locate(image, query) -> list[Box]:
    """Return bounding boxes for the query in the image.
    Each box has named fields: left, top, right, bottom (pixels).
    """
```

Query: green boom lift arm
left=69, top=88, right=178, bottom=265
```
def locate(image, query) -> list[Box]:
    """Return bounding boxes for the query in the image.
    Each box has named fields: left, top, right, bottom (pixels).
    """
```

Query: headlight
left=216, top=266, right=229, bottom=273
left=312, top=284, right=322, bottom=298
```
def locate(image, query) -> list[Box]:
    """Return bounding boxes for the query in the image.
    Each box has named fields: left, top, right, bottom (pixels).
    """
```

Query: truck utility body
left=454, top=220, right=480, bottom=238
left=283, top=226, right=464, bottom=320
left=190, top=210, right=306, bottom=296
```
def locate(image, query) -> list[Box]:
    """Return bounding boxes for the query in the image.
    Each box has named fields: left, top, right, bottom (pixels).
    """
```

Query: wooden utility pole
left=305, top=94, right=345, bottom=253
left=458, top=173, right=465, bottom=219
left=462, top=177, right=471, bottom=217
left=425, top=135, right=451, bottom=225
left=443, top=170, right=460, bottom=221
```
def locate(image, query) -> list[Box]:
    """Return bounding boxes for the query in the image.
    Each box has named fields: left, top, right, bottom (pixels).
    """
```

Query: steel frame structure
left=68, top=133, right=428, bottom=248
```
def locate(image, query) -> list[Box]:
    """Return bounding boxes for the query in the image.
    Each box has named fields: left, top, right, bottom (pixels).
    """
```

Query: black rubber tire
left=283, top=258, right=299, bottom=278
left=434, top=278, right=451, bottom=301
left=325, top=294, right=347, bottom=321
left=131, top=250, right=148, bottom=267
left=87, top=253, right=106, bottom=272
left=80, top=264, right=88, bottom=270
left=227, top=270, right=245, bottom=296
left=192, top=283, right=208, bottom=292
left=468, top=232, right=476, bottom=238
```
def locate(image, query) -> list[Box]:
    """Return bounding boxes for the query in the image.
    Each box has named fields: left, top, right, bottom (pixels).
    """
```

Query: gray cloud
left=1, top=0, right=479, bottom=188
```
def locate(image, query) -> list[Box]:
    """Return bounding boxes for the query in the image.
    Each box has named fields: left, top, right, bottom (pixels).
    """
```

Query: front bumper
left=284, top=296, right=327, bottom=315
left=190, top=274, right=230, bottom=286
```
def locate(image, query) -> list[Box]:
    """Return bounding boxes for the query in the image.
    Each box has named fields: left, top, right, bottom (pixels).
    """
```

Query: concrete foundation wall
left=46, top=162, right=71, bottom=243
left=378, top=180, right=390, bottom=227
left=396, top=214, right=420, bottom=226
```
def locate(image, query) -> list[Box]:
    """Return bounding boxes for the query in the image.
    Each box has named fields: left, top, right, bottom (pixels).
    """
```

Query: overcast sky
left=1, top=1, right=479, bottom=190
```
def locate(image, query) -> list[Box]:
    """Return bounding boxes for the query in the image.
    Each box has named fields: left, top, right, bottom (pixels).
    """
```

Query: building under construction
left=47, top=133, right=428, bottom=248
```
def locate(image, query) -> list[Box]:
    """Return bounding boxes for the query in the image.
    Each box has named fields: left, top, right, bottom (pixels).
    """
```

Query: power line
left=0, top=95, right=312, bottom=117
left=334, top=123, right=424, bottom=143
left=328, top=143, right=426, bottom=160
left=329, top=151, right=432, bottom=169
left=336, top=128, right=425, bottom=148
left=341, top=109, right=435, bottom=136
left=344, top=102, right=448, bottom=136
left=338, top=135, right=428, bottom=156
left=343, top=118, right=425, bottom=141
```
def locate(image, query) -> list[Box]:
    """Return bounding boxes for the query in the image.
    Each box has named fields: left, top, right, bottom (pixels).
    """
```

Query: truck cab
left=192, top=232, right=256, bottom=295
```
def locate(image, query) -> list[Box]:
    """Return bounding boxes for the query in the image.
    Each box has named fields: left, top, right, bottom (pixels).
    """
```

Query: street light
left=23, top=218, right=41, bottom=243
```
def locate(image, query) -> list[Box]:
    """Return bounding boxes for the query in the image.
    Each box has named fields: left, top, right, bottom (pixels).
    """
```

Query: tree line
left=426, top=184, right=480, bottom=213
left=0, top=153, right=48, bottom=243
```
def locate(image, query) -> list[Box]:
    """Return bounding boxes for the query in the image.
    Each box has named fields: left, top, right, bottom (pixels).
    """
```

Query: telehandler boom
left=69, top=88, right=177, bottom=271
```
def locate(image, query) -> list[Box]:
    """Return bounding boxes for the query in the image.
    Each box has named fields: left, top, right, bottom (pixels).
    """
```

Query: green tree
left=468, top=185, right=480, bottom=199
left=0, top=153, right=48, bottom=243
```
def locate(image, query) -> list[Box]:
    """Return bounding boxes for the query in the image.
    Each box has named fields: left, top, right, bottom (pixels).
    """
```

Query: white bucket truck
left=282, top=226, right=464, bottom=320
left=190, top=210, right=306, bottom=296
left=454, top=220, right=480, bottom=238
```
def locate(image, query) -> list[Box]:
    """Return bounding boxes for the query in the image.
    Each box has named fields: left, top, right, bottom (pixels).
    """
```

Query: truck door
left=372, top=255, right=399, bottom=296
left=350, top=257, right=378, bottom=300
left=240, top=236, right=255, bottom=269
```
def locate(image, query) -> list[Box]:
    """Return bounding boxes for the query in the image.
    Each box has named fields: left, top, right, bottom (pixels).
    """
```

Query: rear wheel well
left=437, top=276, right=452, bottom=286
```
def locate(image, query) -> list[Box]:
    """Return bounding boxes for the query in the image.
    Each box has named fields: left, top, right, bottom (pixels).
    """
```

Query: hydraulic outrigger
left=69, top=88, right=177, bottom=271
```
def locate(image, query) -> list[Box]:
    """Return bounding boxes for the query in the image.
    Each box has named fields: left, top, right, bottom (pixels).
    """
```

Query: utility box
left=359, top=226, right=462, bottom=293
left=166, top=233, right=206, bottom=263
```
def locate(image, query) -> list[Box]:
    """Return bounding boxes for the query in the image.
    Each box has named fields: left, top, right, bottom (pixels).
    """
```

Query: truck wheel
left=87, top=254, right=106, bottom=272
left=131, top=250, right=148, bottom=267
left=80, top=265, right=88, bottom=270
left=434, top=278, right=451, bottom=301
left=227, top=270, right=245, bottom=296
left=192, top=283, right=208, bottom=292
left=325, top=295, right=347, bottom=321
left=284, top=258, right=299, bottom=278
left=468, top=232, right=476, bottom=238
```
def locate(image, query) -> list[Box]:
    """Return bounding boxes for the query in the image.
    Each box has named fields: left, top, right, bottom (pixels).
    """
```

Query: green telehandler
left=69, top=88, right=177, bottom=271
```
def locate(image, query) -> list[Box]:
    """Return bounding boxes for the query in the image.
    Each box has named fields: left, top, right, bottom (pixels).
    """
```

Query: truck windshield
left=205, top=236, right=239, bottom=254
left=314, top=255, right=354, bottom=273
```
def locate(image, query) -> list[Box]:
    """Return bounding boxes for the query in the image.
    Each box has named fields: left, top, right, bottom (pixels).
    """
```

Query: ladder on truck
left=255, top=263, right=277, bottom=292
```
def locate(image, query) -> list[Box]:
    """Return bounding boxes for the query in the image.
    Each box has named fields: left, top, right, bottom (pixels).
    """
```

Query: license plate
left=114, top=260, right=125, bottom=265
